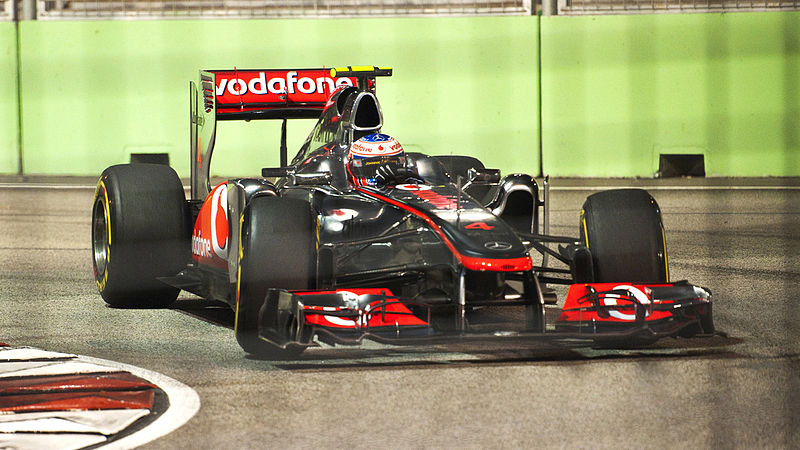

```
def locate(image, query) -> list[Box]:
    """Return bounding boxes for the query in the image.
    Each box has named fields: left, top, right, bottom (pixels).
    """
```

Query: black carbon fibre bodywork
left=181, top=71, right=542, bottom=306
left=165, top=67, right=714, bottom=353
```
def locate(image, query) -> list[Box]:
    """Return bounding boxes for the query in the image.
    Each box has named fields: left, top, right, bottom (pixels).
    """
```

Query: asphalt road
left=1, top=178, right=798, bottom=449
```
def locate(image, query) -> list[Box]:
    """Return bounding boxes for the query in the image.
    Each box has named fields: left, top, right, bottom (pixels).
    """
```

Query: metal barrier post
left=22, top=0, right=35, bottom=20
left=542, top=0, right=558, bottom=15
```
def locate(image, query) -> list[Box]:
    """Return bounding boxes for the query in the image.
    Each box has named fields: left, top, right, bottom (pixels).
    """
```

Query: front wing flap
left=554, top=281, right=714, bottom=346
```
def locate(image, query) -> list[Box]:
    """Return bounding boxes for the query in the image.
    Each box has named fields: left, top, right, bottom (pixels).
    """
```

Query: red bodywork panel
left=192, top=182, right=229, bottom=270
left=297, top=288, right=428, bottom=329
left=210, top=69, right=357, bottom=116
left=558, top=283, right=675, bottom=323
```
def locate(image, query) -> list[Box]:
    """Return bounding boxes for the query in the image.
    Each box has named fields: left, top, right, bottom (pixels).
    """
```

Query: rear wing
left=205, top=68, right=360, bottom=120
left=189, top=66, right=392, bottom=199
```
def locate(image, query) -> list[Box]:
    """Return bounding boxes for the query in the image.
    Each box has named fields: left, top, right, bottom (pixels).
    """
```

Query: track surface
left=1, top=178, right=798, bottom=448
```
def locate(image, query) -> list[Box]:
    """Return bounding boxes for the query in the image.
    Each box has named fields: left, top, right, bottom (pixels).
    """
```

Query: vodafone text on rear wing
left=189, top=67, right=392, bottom=200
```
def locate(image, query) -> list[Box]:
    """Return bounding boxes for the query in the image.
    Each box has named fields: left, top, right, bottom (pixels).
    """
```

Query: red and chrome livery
left=556, top=282, right=713, bottom=341
left=91, top=66, right=715, bottom=359
left=298, top=288, right=428, bottom=329
left=191, top=183, right=229, bottom=269
left=210, top=69, right=356, bottom=115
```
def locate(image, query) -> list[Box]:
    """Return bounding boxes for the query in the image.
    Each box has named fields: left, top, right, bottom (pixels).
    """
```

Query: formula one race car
left=91, top=66, right=714, bottom=358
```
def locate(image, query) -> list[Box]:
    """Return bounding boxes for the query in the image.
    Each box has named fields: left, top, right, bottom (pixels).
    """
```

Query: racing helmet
left=347, top=133, right=406, bottom=187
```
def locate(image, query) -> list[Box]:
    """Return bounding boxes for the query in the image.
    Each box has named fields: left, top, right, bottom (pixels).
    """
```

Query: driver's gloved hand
left=375, top=164, right=401, bottom=185
left=376, top=164, right=424, bottom=187
left=375, top=164, right=424, bottom=186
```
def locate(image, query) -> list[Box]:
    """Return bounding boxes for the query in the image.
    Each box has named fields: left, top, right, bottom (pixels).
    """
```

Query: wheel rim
left=92, top=198, right=109, bottom=277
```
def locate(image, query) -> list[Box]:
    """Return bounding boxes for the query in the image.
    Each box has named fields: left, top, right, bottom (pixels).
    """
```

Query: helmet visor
left=349, top=155, right=406, bottom=181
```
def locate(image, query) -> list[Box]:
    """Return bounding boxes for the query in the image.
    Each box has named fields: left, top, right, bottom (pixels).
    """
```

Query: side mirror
left=262, top=167, right=290, bottom=178
left=467, top=167, right=501, bottom=184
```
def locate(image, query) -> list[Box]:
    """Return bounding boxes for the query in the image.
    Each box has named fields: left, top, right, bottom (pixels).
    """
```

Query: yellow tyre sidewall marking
left=94, top=179, right=111, bottom=292
left=580, top=208, right=589, bottom=248
left=661, top=225, right=670, bottom=282
left=234, top=212, right=245, bottom=333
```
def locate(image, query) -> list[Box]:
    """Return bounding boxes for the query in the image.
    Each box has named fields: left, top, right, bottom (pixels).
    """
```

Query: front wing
left=255, top=282, right=713, bottom=350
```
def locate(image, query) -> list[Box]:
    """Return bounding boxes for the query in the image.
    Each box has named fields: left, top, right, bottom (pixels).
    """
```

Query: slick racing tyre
left=235, top=196, right=315, bottom=359
left=580, top=189, right=668, bottom=283
left=92, top=164, right=188, bottom=308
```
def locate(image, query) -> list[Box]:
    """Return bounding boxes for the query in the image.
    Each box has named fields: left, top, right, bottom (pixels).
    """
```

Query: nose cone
left=377, top=184, right=532, bottom=271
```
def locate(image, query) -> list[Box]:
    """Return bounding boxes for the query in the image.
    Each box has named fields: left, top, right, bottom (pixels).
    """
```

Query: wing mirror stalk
left=463, top=167, right=501, bottom=190
left=262, top=167, right=332, bottom=187
left=291, top=172, right=332, bottom=186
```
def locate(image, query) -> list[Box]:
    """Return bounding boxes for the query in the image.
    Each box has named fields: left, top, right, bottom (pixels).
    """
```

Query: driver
left=346, top=133, right=421, bottom=187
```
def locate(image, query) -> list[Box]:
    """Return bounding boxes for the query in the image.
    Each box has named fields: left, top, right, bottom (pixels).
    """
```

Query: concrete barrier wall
left=15, top=17, right=539, bottom=178
left=2, top=13, right=799, bottom=177
left=541, top=11, right=800, bottom=177
left=0, top=22, right=18, bottom=174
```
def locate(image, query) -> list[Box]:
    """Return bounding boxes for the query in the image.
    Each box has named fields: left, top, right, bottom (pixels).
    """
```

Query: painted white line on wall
left=0, top=184, right=97, bottom=189
left=0, top=183, right=192, bottom=191
left=0, top=183, right=798, bottom=191
left=550, top=185, right=800, bottom=191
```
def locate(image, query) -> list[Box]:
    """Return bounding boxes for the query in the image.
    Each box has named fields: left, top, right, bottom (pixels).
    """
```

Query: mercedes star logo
left=484, top=241, right=512, bottom=251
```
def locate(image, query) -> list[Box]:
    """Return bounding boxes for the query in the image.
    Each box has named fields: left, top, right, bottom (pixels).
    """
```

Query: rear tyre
left=580, top=189, right=668, bottom=283
left=235, top=196, right=315, bottom=359
left=92, top=164, right=188, bottom=308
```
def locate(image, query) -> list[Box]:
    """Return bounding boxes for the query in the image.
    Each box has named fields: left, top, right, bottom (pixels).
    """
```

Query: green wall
left=16, top=17, right=540, bottom=178
left=541, top=11, right=800, bottom=177
left=3, top=12, right=799, bottom=177
left=0, top=22, right=18, bottom=174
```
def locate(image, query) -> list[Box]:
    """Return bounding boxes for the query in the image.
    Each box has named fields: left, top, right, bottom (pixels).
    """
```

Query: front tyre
left=92, top=164, right=188, bottom=308
left=580, top=189, right=668, bottom=283
left=235, top=196, right=316, bottom=359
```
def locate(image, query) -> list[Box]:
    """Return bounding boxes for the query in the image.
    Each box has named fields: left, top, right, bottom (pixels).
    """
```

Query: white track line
left=78, top=355, right=201, bottom=450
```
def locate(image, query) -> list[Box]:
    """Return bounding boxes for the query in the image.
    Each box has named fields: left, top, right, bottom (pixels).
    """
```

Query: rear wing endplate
left=189, top=67, right=391, bottom=199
